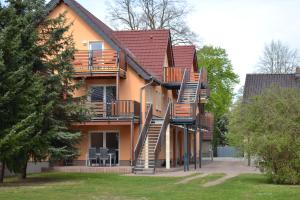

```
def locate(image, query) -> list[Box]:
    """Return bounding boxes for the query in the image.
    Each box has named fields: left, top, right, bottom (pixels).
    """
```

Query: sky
left=46, top=0, right=300, bottom=91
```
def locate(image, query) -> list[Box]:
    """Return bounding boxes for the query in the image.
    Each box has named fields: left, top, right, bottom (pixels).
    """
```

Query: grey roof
left=243, top=73, right=300, bottom=101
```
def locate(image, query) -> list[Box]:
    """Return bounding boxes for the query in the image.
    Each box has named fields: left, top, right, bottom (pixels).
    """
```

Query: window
left=89, top=41, right=103, bottom=51
left=88, top=86, right=116, bottom=103
left=156, top=91, right=162, bottom=111
left=146, top=86, right=153, bottom=104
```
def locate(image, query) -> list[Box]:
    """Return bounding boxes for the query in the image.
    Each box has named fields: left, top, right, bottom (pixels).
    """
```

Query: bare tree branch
left=106, top=0, right=198, bottom=45
left=258, top=40, right=299, bottom=74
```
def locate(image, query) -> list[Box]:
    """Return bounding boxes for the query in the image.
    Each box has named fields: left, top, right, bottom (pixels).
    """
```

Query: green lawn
left=0, top=172, right=299, bottom=200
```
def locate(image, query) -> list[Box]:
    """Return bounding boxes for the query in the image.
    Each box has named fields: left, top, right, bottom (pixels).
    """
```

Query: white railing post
left=166, top=124, right=171, bottom=169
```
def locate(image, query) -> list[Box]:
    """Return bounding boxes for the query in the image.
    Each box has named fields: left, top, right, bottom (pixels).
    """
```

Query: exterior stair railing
left=133, top=104, right=153, bottom=166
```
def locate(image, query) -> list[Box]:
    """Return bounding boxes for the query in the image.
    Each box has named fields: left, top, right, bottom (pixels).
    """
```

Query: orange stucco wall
left=48, top=3, right=113, bottom=51
left=48, top=2, right=192, bottom=166
left=75, top=125, right=139, bottom=163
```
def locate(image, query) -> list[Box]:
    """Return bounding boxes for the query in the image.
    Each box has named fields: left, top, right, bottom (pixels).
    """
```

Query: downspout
left=139, top=77, right=154, bottom=131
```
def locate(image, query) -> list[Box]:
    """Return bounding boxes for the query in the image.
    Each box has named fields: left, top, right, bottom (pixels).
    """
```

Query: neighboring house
left=47, top=0, right=211, bottom=173
left=244, top=67, right=300, bottom=101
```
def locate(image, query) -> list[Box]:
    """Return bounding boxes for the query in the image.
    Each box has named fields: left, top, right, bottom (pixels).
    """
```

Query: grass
left=189, top=173, right=226, bottom=185
left=0, top=172, right=299, bottom=200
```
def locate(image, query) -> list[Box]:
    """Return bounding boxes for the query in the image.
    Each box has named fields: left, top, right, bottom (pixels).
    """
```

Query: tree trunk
left=247, top=153, right=251, bottom=166
left=0, top=161, right=5, bottom=183
left=20, top=161, right=28, bottom=179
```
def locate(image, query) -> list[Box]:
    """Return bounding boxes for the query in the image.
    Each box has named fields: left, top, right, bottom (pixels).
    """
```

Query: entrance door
left=90, top=132, right=119, bottom=164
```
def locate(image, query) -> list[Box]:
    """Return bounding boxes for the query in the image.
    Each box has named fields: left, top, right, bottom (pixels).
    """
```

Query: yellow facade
left=48, top=1, right=200, bottom=167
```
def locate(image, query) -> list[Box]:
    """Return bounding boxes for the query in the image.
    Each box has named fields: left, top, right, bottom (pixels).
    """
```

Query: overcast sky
left=47, top=0, right=300, bottom=91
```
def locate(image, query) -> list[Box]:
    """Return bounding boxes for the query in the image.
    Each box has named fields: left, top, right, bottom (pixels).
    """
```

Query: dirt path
left=201, top=174, right=236, bottom=187
left=175, top=173, right=208, bottom=184
left=174, top=159, right=260, bottom=186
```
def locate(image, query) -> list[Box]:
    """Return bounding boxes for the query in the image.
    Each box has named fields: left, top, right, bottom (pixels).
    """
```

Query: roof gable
left=173, top=45, right=198, bottom=72
left=113, top=30, right=171, bottom=81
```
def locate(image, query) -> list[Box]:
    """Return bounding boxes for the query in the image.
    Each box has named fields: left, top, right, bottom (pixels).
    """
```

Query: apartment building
left=47, top=0, right=212, bottom=173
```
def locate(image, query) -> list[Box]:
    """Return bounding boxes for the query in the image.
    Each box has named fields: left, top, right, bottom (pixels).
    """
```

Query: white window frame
left=88, top=41, right=104, bottom=51
left=88, top=130, right=120, bottom=165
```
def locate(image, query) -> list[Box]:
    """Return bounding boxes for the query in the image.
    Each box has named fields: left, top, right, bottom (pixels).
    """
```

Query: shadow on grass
left=0, top=172, right=83, bottom=188
left=230, top=173, right=273, bottom=185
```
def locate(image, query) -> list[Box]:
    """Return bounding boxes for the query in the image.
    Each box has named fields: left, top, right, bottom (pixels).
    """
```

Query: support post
left=184, top=124, right=188, bottom=172
left=166, top=124, right=171, bottom=169
left=175, top=128, right=178, bottom=167
left=187, top=129, right=190, bottom=171
left=199, top=129, right=203, bottom=168
left=116, top=73, right=120, bottom=100
left=130, top=120, right=134, bottom=166
left=145, top=137, right=149, bottom=169
left=194, top=126, right=197, bottom=170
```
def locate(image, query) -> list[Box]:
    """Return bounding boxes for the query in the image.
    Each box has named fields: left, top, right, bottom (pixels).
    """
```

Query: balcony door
left=89, top=41, right=103, bottom=69
left=90, top=132, right=119, bottom=164
left=89, top=85, right=116, bottom=117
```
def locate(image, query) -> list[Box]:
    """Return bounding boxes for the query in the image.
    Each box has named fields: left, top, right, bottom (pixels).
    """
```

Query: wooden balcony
left=171, top=103, right=197, bottom=124
left=164, top=67, right=185, bottom=83
left=163, top=67, right=185, bottom=89
left=72, top=50, right=127, bottom=78
left=86, top=100, right=140, bottom=120
left=199, top=113, right=214, bottom=131
left=203, top=130, right=213, bottom=141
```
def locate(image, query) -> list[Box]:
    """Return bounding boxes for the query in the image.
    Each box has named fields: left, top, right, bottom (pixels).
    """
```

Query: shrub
left=228, top=87, right=300, bottom=184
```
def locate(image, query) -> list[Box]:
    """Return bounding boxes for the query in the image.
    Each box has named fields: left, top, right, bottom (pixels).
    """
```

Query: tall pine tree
left=0, top=0, right=86, bottom=181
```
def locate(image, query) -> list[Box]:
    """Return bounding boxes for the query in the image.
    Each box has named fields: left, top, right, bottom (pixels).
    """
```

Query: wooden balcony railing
left=199, top=113, right=214, bottom=131
left=203, top=130, right=213, bottom=140
left=163, top=67, right=186, bottom=83
left=72, top=50, right=126, bottom=74
left=172, top=103, right=196, bottom=119
left=86, top=100, right=140, bottom=118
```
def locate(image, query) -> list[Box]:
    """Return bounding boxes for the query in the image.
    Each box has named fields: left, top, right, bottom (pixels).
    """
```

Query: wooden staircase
left=133, top=103, right=171, bottom=174
left=178, top=81, right=198, bottom=103
left=134, top=119, right=163, bottom=173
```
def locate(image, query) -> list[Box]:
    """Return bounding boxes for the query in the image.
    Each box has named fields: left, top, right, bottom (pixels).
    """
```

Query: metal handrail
left=133, top=104, right=153, bottom=165
left=177, top=69, right=189, bottom=103
left=194, top=70, right=202, bottom=104
left=153, top=102, right=171, bottom=170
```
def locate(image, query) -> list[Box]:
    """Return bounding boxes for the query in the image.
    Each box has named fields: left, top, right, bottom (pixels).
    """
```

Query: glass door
left=90, top=132, right=119, bottom=164
left=106, top=132, right=119, bottom=164
left=89, top=41, right=103, bottom=69
left=89, top=86, right=104, bottom=117
left=106, top=86, right=116, bottom=116
left=89, top=86, right=116, bottom=117
left=90, top=132, right=104, bottom=149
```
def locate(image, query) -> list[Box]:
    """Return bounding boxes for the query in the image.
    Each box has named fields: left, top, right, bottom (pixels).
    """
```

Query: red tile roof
left=113, top=30, right=171, bottom=80
left=173, top=45, right=196, bottom=70
left=48, top=0, right=173, bottom=81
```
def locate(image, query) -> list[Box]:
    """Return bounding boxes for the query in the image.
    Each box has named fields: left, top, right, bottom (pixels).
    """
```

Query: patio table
left=96, top=153, right=114, bottom=167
